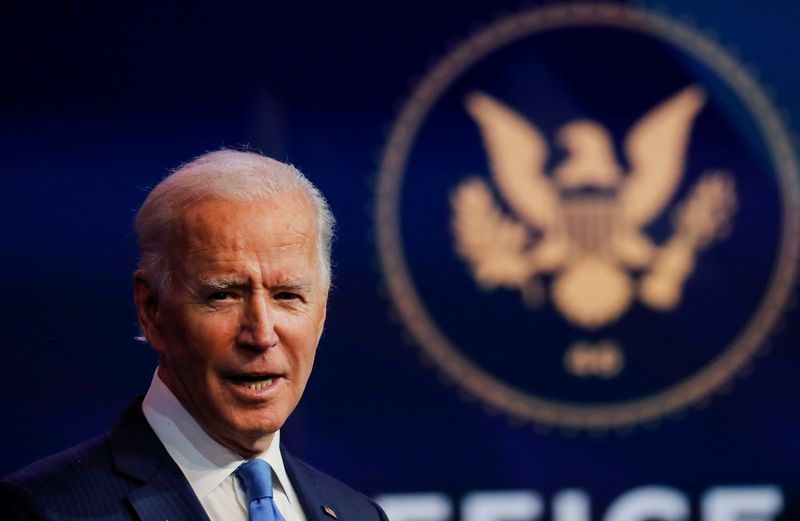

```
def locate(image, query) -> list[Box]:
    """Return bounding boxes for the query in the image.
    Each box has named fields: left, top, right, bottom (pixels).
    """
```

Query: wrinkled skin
left=134, top=192, right=327, bottom=458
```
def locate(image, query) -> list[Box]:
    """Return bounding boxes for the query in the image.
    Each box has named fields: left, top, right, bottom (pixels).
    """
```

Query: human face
left=134, top=192, right=328, bottom=458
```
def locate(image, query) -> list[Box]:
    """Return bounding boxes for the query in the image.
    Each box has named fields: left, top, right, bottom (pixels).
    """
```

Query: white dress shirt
left=142, top=370, right=308, bottom=521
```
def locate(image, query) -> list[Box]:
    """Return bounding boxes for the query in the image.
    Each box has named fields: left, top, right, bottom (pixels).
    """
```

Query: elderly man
left=0, top=150, right=388, bottom=521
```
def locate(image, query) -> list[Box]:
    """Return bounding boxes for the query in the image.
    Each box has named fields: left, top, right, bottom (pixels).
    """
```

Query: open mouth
left=229, top=374, right=280, bottom=391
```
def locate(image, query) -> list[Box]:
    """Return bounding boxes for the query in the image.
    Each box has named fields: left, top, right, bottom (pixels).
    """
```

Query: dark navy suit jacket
left=0, top=399, right=388, bottom=521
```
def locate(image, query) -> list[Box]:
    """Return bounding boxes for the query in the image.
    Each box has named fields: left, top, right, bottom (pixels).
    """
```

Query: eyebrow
left=198, top=277, right=312, bottom=293
left=198, top=276, right=249, bottom=290
left=277, top=281, right=311, bottom=291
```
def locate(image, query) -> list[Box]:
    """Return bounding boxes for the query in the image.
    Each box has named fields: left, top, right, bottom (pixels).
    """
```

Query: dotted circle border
left=374, top=3, right=800, bottom=430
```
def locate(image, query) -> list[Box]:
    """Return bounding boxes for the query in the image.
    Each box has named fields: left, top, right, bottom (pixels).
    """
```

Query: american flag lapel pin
left=322, top=505, right=338, bottom=519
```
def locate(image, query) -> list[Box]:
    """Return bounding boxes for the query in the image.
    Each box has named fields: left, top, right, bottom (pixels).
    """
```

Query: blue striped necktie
left=236, top=459, right=286, bottom=521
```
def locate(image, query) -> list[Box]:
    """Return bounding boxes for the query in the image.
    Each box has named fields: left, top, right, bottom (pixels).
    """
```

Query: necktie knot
left=236, top=459, right=273, bottom=502
left=235, top=459, right=285, bottom=521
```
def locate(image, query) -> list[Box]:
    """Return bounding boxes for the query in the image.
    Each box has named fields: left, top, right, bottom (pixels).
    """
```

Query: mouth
left=227, top=373, right=283, bottom=391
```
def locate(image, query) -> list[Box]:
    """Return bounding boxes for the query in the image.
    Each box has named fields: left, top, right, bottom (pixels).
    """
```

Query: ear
left=133, top=269, right=165, bottom=351
left=316, top=289, right=329, bottom=344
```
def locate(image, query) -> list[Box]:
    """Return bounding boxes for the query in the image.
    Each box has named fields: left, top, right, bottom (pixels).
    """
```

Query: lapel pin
left=322, top=505, right=338, bottom=519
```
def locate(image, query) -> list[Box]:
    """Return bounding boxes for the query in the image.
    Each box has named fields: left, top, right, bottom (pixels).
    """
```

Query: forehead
left=171, top=192, right=317, bottom=258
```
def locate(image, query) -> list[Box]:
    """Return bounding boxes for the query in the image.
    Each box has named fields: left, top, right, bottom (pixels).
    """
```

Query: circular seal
left=374, top=3, right=800, bottom=430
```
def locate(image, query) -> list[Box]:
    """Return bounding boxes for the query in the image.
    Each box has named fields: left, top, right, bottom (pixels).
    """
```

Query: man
left=0, top=149, right=389, bottom=521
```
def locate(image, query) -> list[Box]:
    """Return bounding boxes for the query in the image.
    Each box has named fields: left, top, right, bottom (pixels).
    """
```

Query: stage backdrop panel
left=2, top=1, right=799, bottom=520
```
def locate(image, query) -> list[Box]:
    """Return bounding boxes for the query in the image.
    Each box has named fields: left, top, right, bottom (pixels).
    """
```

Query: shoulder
left=2, top=434, right=113, bottom=493
left=282, top=450, right=389, bottom=521
left=0, top=399, right=163, bottom=520
left=0, top=435, right=126, bottom=518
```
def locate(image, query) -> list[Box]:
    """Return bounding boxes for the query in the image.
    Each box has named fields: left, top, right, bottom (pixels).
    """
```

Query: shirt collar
left=141, top=369, right=294, bottom=501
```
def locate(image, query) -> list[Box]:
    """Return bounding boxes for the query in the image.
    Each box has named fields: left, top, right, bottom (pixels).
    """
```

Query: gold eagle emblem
left=452, top=86, right=737, bottom=328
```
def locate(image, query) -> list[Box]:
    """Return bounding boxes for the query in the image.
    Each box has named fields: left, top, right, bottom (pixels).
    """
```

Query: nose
left=237, top=293, right=279, bottom=351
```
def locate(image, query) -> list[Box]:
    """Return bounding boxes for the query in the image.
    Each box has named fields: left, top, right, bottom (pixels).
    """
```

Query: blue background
left=2, top=1, right=799, bottom=519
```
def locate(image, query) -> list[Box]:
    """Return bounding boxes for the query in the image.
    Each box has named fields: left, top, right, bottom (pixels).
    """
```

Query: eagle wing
left=465, top=91, right=559, bottom=230
left=451, top=177, right=533, bottom=288
left=619, top=85, right=707, bottom=226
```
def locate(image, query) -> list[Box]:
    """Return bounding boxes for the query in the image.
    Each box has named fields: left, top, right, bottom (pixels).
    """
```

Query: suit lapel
left=125, top=472, right=211, bottom=521
left=282, top=447, right=335, bottom=521
left=108, top=398, right=211, bottom=521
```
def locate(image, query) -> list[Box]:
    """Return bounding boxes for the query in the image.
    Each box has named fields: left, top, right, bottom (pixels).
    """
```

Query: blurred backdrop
left=2, top=1, right=799, bottom=520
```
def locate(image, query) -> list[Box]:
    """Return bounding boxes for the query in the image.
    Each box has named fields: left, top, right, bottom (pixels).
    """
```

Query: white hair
left=135, top=149, right=335, bottom=295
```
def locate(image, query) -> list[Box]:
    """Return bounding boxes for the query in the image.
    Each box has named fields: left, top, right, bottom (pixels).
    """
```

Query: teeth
left=245, top=378, right=273, bottom=390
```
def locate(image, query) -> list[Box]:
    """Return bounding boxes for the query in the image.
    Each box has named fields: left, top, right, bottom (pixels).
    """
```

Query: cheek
left=276, top=316, right=318, bottom=359
left=164, top=310, right=239, bottom=365
left=293, top=327, right=322, bottom=375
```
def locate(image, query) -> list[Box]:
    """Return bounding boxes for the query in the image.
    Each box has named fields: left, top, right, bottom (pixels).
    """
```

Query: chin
left=230, top=410, right=287, bottom=437
left=214, top=421, right=279, bottom=458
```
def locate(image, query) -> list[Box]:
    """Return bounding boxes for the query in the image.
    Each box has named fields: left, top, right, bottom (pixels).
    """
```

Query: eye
left=275, top=291, right=301, bottom=301
left=209, top=292, right=233, bottom=301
